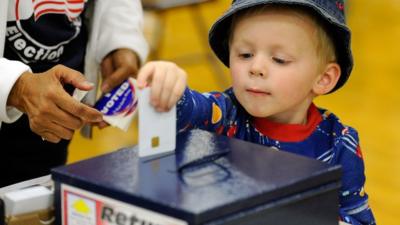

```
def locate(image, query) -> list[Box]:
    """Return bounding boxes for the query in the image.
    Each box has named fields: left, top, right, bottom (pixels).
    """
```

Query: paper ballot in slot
left=138, top=87, right=176, bottom=159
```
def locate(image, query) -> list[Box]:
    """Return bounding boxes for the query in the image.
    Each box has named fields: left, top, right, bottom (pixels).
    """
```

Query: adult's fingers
left=52, top=65, right=95, bottom=91
left=47, top=106, right=83, bottom=130
left=101, top=55, right=114, bottom=79
left=51, top=65, right=102, bottom=123
left=32, top=120, right=74, bottom=143
left=100, top=56, right=116, bottom=93
left=41, top=132, right=61, bottom=143
left=93, top=121, right=109, bottom=129
left=101, top=67, right=128, bottom=93
left=55, top=90, right=103, bottom=123
left=42, top=121, right=74, bottom=140
left=100, top=49, right=139, bottom=93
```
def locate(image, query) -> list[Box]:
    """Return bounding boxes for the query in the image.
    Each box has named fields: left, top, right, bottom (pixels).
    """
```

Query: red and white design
left=11, top=0, right=84, bottom=22
left=6, top=0, right=85, bottom=64
left=32, top=0, right=85, bottom=21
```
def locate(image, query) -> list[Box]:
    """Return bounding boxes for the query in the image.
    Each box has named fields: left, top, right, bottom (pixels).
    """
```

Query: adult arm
left=93, top=0, right=149, bottom=93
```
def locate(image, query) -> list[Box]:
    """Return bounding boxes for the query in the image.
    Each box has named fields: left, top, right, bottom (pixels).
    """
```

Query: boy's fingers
left=167, top=77, right=186, bottom=110
left=137, top=62, right=155, bottom=88
left=150, top=65, right=166, bottom=107
left=159, top=69, right=177, bottom=110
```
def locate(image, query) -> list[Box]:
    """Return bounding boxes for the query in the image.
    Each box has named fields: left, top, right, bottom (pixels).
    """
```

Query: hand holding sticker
left=94, top=78, right=138, bottom=131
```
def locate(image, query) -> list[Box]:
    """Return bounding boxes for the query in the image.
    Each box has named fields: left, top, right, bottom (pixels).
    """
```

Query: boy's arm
left=177, top=88, right=235, bottom=133
left=334, top=127, right=376, bottom=225
left=136, top=61, right=236, bottom=134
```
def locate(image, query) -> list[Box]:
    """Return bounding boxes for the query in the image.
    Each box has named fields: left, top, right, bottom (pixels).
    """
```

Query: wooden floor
left=69, top=0, right=400, bottom=224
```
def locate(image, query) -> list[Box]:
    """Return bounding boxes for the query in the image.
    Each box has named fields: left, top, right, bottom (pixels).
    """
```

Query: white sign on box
left=138, top=87, right=176, bottom=159
left=62, top=184, right=187, bottom=225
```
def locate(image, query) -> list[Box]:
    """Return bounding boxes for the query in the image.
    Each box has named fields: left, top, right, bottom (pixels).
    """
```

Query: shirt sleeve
left=177, top=88, right=237, bottom=133
left=333, top=126, right=376, bottom=225
left=0, top=58, right=30, bottom=124
left=94, top=0, right=149, bottom=65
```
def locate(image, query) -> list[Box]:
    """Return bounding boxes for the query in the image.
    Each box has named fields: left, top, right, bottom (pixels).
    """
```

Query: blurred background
left=69, top=0, right=400, bottom=224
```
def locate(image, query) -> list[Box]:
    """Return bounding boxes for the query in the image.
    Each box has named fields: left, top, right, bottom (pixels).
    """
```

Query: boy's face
left=229, top=9, right=323, bottom=123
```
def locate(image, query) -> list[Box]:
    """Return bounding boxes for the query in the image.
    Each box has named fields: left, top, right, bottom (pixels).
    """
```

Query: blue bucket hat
left=209, top=0, right=353, bottom=93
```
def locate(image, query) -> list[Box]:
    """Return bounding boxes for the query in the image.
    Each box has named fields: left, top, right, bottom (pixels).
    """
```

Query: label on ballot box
left=62, top=184, right=187, bottom=225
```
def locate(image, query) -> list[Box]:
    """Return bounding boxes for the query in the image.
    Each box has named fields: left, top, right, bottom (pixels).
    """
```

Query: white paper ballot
left=138, top=87, right=176, bottom=159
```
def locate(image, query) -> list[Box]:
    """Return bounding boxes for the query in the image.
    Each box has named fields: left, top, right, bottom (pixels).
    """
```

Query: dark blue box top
left=52, top=129, right=341, bottom=224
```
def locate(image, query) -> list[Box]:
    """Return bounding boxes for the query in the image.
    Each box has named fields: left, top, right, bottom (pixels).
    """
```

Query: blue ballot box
left=52, top=129, right=341, bottom=225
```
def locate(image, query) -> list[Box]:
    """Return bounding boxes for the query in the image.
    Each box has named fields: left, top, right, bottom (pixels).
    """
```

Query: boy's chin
left=244, top=106, right=270, bottom=118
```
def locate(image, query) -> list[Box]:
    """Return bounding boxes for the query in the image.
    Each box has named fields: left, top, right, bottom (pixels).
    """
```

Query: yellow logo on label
left=73, top=199, right=91, bottom=214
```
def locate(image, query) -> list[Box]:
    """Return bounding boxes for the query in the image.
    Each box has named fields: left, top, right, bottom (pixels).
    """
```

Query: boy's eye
left=272, top=57, right=287, bottom=64
left=239, top=53, right=253, bottom=58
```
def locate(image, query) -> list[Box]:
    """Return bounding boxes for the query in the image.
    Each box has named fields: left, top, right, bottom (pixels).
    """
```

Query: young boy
left=137, top=0, right=375, bottom=224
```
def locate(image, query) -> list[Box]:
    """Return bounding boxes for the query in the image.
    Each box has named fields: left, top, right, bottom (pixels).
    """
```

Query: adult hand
left=100, top=48, right=140, bottom=93
left=96, top=48, right=140, bottom=129
left=7, top=65, right=103, bottom=143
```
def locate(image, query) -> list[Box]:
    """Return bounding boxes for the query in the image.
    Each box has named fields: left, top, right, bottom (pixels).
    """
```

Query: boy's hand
left=137, top=61, right=187, bottom=112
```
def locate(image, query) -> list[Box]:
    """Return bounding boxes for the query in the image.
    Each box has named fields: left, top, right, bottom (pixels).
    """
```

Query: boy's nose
left=249, top=56, right=266, bottom=77
left=250, top=70, right=264, bottom=77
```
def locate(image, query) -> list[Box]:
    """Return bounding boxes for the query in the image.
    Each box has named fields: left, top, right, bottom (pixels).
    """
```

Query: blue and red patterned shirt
left=177, top=88, right=376, bottom=225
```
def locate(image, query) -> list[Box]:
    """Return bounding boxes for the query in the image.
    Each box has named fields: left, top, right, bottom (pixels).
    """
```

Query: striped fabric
left=32, top=0, right=85, bottom=21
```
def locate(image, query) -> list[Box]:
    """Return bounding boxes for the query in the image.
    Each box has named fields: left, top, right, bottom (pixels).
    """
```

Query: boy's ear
left=313, top=63, right=341, bottom=95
